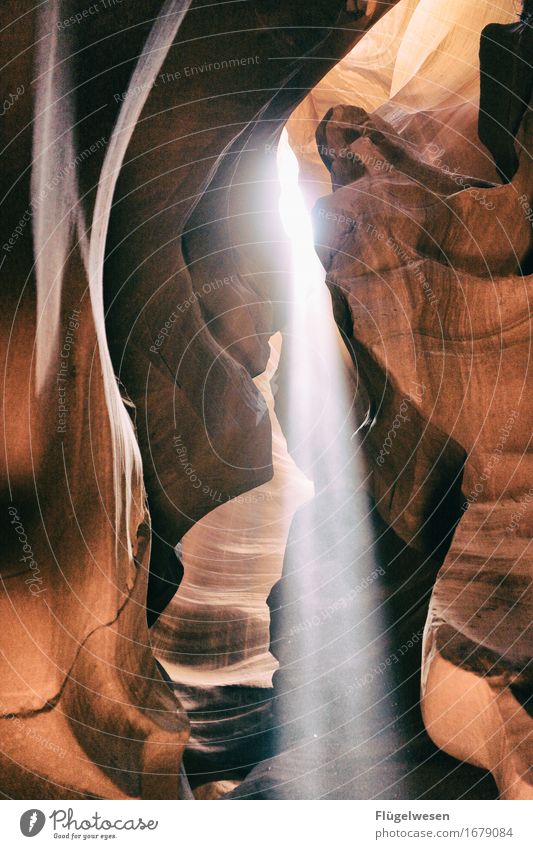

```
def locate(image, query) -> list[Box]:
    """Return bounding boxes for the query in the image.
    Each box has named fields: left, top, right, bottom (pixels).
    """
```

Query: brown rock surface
left=313, top=70, right=533, bottom=798
left=0, top=0, right=190, bottom=799
left=0, top=0, right=392, bottom=799
left=102, top=0, right=394, bottom=621
left=4, top=0, right=530, bottom=801
left=479, top=5, right=533, bottom=181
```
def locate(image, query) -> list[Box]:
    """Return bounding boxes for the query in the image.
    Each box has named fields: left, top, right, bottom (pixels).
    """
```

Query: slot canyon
left=0, top=0, right=532, bottom=802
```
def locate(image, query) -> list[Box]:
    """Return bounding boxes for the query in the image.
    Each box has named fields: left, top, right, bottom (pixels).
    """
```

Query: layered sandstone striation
left=313, top=56, right=533, bottom=796
left=2, top=0, right=530, bottom=801
left=0, top=0, right=391, bottom=798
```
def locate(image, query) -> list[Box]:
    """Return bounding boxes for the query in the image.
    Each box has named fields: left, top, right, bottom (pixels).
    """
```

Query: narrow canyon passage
left=1, top=0, right=531, bottom=805
left=153, top=131, right=499, bottom=799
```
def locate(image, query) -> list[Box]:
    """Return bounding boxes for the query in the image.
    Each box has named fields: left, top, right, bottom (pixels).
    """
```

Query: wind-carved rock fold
left=0, top=0, right=392, bottom=799
left=313, top=73, right=533, bottom=797
left=3, top=0, right=530, bottom=800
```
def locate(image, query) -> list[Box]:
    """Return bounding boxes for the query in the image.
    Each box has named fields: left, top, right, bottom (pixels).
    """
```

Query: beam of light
left=272, top=129, right=402, bottom=799
left=276, top=130, right=361, bottom=488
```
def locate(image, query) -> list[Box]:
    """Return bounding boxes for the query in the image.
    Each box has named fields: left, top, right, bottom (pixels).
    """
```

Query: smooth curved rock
left=313, top=71, right=533, bottom=798
left=102, top=0, right=394, bottom=622
left=0, top=0, right=191, bottom=799
left=287, top=0, right=518, bottom=204
left=0, top=0, right=392, bottom=799
left=479, top=7, right=533, bottom=181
